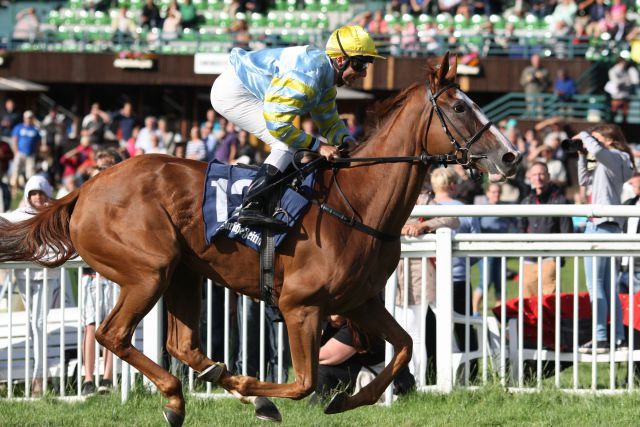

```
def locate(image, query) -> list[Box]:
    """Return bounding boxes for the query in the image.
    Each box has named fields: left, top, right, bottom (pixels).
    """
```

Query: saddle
left=202, top=159, right=321, bottom=309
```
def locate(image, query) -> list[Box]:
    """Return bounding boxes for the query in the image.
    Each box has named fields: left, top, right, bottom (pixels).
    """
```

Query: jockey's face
left=335, top=56, right=368, bottom=87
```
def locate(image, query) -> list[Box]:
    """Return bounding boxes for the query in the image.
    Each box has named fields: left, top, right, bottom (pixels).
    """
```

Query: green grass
left=1, top=386, right=640, bottom=426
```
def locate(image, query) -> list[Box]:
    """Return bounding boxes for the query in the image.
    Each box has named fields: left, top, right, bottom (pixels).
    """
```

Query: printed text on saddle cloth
left=202, top=161, right=314, bottom=251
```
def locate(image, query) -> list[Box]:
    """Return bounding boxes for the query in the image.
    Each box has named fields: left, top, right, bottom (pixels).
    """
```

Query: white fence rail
left=1, top=205, right=640, bottom=402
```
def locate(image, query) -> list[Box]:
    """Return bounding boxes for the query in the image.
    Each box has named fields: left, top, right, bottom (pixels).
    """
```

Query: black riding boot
left=238, top=164, right=287, bottom=230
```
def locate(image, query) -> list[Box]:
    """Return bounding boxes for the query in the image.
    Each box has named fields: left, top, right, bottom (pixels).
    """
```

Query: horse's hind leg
left=325, top=297, right=412, bottom=414
left=96, top=286, right=186, bottom=427
left=164, top=264, right=282, bottom=422
left=164, top=264, right=221, bottom=375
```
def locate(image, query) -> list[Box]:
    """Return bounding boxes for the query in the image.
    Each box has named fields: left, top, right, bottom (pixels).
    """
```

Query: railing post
left=142, top=298, right=163, bottom=391
left=436, top=228, right=453, bottom=393
left=383, top=270, right=397, bottom=405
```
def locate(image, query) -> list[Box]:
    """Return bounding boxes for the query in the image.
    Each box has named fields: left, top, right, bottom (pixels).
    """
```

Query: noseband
left=426, top=82, right=492, bottom=168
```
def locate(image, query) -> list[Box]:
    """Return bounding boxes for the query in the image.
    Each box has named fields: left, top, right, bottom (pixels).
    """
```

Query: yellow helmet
left=326, top=25, right=385, bottom=60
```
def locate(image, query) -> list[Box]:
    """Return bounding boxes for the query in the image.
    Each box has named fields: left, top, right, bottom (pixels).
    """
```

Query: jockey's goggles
left=350, top=56, right=373, bottom=72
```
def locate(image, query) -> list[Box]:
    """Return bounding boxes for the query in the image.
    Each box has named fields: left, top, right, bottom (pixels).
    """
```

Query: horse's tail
left=0, top=190, right=79, bottom=267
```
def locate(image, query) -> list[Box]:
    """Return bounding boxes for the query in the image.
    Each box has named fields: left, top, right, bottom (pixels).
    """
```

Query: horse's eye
left=453, top=102, right=466, bottom=113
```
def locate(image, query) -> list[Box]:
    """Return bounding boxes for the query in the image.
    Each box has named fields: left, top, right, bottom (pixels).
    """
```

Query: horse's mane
left=366, top=83, right=421, bottom=132
left=366, top=59, right=443, bottom=132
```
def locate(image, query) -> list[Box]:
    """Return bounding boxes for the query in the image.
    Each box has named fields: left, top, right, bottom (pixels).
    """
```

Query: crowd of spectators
left=0, top=99, right=269, bottom=207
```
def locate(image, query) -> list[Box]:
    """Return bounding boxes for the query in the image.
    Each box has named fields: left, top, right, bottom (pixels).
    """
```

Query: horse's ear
left=445, top=55, right=458, bottom=82
left=436, top=52, right=451, bottom=86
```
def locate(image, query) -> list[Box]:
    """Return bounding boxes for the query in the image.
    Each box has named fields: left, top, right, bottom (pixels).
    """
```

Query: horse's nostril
left=502, top=151, right=520, bottom=164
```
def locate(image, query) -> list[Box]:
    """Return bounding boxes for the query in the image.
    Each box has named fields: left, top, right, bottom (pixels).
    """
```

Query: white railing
left=1, top=204, right=640, bottom=403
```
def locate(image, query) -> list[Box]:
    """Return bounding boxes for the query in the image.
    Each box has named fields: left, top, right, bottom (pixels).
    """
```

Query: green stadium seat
left=267, top=11, right=282, bottom=28
left=275, top=0, right=287, bottom=11
left=489, top=14, right=504, bottom=30
left=336, top=0, right=348, bottom=12
left=385, top=13, right=399, bottom=28
left=130, top=0, right=143, bottom=10
left=117, top=0, right=130, bottom=8
left=304, top=0, right=319, bottom=11
left=62, top=10, right=75, bottom=25
left=470, top=14, right=486, bottom=29
left=56, top=25, right=74, bottom=41
left=95, top=11, right=110, bottom=26
left=542, top=15, right=554, bottom=29
left=283, top=12, right=299, bottom=28
left=299, top=12, right=314, bottom=28
left=435, top=13, right=453, bottom=29
left=506, top=14, right=522, bottom=29
left=69, top=0, right=82, bottom=9
left=199, top=30, right=216, bottom=42
left=77, top=10, right=90, bottom=25
left=524, top=14, right=539, bottom=30
left=193, top=0, right=207, bottom=11
left=208, top=0, right=223, bottom=11
left=286, top=0, right=297, bottom=11
left=48, top=11, right=62, bottom=26
left=319, top=0, right=331, bottom=13
left=181, top=28, right=198, bottom=41
left=251, top=12, right=267, bottom=27
left=401, top=13, right=415, bottom=27
left=218, top=11, right=232, bottom=28
left=204, top=12, right=217, bottom=26
left=453, top=13, right=469, bottom=29
left=417, top=13, right=432, bottom=26
left=316, top=13, right=329, bottom=29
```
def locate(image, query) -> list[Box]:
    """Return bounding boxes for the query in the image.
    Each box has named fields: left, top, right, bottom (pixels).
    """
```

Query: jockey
left=210, top=25, right=384, bottom=228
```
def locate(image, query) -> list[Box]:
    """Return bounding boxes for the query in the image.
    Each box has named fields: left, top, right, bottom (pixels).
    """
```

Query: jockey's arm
left=263, top=72, right=320, bottom=151
left=310, top=87, right=352, bottom=148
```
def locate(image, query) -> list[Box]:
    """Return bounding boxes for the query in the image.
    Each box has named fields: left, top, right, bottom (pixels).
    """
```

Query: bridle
left=425, top=82, right=493, bottom=168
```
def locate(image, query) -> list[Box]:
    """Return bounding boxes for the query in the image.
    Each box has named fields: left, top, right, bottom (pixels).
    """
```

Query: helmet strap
left=332, top=31, right=350, bottom=85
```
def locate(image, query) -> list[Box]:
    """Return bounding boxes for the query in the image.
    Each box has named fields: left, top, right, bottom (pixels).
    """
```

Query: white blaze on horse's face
left=455, top=91, right=520, bottom=178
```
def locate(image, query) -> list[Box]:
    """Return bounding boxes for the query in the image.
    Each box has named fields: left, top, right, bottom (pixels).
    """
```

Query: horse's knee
left=395, top=334, right=413, bottom=364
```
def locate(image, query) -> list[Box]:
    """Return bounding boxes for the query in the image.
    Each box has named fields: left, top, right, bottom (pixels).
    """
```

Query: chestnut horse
left=0, top=54, right=519, bottom=425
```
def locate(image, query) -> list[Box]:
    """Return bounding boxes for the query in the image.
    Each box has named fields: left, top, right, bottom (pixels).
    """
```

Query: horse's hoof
left=324, top=391, right=349, bottom=415
left=163, top=407, right=185, bottom=427
left=198, top=362, right=226, bottom=383
left=254, top=397, right=282, bottom=422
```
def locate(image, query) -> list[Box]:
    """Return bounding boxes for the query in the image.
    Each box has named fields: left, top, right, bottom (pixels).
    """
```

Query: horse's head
left=424, top=53, right=521, bottom=180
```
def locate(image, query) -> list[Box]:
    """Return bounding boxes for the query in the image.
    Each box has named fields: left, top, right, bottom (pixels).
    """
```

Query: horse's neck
left=336, top=103, right=428, bottom=236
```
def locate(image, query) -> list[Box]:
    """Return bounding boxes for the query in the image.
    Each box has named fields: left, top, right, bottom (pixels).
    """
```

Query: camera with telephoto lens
left=561, top=138, right=583, bottom=153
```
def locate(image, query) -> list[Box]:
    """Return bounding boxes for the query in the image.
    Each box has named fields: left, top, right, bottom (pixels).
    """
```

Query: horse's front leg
left=218, top=304, right=321, bottom=400
left=325, top=297, right=412, bottom=414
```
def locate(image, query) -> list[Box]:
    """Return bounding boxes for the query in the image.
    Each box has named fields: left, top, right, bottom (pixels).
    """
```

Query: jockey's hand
left=339, top=136, right=357, bottom=157
left=318, top=142, right=340, bottom=161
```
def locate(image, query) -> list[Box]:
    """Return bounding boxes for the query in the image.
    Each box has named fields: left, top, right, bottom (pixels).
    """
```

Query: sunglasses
left=350, top=58, right=370, bottom=72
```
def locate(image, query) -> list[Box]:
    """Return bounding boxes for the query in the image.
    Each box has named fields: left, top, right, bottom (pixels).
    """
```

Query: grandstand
left=1, top=0, right=640, bottom=146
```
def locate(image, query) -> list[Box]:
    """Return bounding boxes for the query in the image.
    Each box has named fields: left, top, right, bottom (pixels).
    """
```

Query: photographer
left=572, top=125, right=635, bottom=353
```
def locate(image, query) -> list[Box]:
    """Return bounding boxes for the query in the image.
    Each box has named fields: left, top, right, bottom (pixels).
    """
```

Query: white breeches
left=210, top=67, right=297, bottom=172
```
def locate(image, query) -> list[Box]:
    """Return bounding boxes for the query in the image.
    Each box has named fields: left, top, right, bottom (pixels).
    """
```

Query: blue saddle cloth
left=202, top=161, right=315, bottom=252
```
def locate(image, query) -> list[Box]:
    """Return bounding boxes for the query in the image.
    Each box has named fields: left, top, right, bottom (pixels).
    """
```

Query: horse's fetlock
left=291, top=382, right=314, bottom=400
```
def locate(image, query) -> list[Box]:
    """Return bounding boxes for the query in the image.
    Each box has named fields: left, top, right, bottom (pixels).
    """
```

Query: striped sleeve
left=310, top=87, right=350, bottom=146
left=263, top=72, right=318, bottom=150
